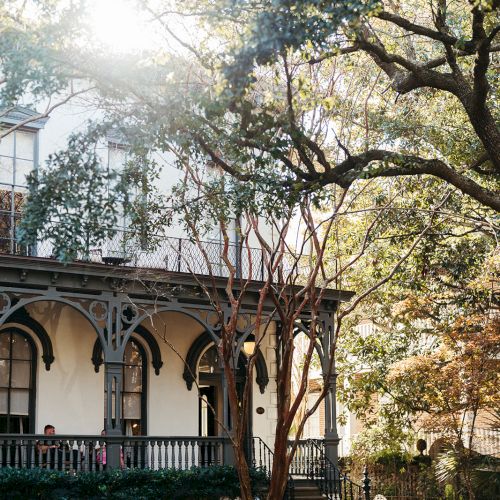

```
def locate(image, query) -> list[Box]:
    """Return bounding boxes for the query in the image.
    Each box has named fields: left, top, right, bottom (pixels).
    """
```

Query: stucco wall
left=140, top=311, right=204, bottom=436
left=35, top=98, right=275, bottom=245
left=2, top=304, right=278, bottom=441
left=26, top=301, right=103, bottom=434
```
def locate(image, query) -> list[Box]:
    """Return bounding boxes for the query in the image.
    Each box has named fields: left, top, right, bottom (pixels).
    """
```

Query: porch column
left=324, top=370, right=340, bottom=466
left=320, top=312, right=340, bottom=466
left=104, top=361, right=124, bottom=469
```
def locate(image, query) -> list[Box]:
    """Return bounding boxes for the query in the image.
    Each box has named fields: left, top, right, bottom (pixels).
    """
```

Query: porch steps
left=292, top=479, right=325, bottom=499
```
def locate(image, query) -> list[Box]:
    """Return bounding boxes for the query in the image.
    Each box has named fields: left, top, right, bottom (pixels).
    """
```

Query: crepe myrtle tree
left=181, top=174, right=464, bottom=499
left=162, top=161, right=460, bottom=500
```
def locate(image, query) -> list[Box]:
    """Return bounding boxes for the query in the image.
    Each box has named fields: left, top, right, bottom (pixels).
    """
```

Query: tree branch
left=376, top=10, right=457, bottom=44
left=315, top=150, right=500, bottom=212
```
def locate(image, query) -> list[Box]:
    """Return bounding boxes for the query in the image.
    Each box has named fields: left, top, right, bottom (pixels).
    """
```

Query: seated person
left=95, top=429, right=124, bottom=469
left=36, top=424, right=64, bottom=468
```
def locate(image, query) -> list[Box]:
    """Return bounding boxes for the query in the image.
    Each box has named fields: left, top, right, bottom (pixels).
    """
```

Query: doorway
left=197, top=345, right=252, bottom=439
left=199, top=386, right=216, bottom=437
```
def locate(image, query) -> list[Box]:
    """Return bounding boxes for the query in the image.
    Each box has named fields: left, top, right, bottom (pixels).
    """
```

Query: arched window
left=0, top=329, right=36, bottom=433
left=104, top=338, right=147, bottom=436
left=198, top=345, right=222, bottom=375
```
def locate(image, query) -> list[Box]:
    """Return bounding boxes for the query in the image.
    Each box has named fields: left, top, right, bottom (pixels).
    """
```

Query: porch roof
left=0, top=253, right=354, bottom=313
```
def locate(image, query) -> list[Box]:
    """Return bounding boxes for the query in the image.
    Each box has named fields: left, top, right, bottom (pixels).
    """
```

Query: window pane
left=0, top=211, right=12, bottom=232
left=126, top=419, right=141, bottom=436
left=15, top=131, right=34, bottom=160
left=124, top=365, right=142, bottom=392
left=199, top=346, right=220, bottom=374
left=14, top=159, right=33, bottom=187
left=0, top=334, right=10, bottom=358
left=108, top=146, right=126, bottom=171
left=124, top=342, right=141, bottom=365
left=0, top=156, right=14, bottom=185
left=0, top=189, right=12, bottom=211
left=11, top=333, right=31, bottom=360
left=11, top=360, right=30, bottom=388
left=10, top=389, right=29, bottom=415
left=18, top=415, right=29, bottom=434
left=13, top=190, right=26, bottom=212
left=0, top=360, right=9, bottom=387
left=123, top=393, right=141, bottom=419
left=0, top=133, right=14, bottom=157
left=0, top=388, right=7, bottom=413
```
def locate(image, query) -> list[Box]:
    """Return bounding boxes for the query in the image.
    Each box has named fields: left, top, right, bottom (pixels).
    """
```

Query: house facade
left=0, top=101, right=349, bottom=473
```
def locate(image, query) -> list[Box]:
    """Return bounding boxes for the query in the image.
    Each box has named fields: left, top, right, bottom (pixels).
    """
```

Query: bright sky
left=87, top=0, right=201, bottom=56
left=88, top=0, right=160, bottom=53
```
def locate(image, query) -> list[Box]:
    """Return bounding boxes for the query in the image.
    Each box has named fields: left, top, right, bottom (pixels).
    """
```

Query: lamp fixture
left=243, top=340, right=256, bottom=356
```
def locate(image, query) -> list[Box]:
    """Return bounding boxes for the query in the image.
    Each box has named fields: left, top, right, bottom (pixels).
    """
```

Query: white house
left=0, top=101, right=351, bottom=473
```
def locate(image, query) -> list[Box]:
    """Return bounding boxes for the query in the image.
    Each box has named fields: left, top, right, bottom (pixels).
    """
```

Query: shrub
left=372, top=450, right=411, bottom=469
left=0, top=466, right=268, bottom=499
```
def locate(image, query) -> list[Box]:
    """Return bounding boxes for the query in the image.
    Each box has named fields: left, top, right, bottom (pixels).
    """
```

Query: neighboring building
left=300, top=319, right=500, bottom=460
left=0, top=103, right=350, bottom=471
left=299, top=360, right=367, bottom=456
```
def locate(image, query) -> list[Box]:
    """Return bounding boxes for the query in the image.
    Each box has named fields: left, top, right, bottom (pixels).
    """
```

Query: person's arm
left=36, top=441, right=54, bottom=454
left=36, top=440, right=49, bottom=453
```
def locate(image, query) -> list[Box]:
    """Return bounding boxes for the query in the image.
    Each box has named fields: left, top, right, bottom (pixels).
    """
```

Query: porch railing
left=289, top=439, right=369, bottom=500
left=289, top=438, right=325, bottom=476
left=0, top=226, right=308, bottom=281
left=247, top=436, right=295, bottom=500
left=0, top=435, right=224, bottom=473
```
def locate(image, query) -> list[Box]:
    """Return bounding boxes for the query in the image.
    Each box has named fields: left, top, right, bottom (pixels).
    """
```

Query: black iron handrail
left=247, top=436, right=295, bottom=500
left=305, top=439, right=367, bottom=500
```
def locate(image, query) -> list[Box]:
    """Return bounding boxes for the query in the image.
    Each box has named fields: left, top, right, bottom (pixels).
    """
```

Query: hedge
left=0, top=466, right=268, bottom=499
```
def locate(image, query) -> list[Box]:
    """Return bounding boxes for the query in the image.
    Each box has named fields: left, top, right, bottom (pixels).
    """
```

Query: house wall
left=140, top=311, right=203, bottom=436
left=13, top=301, right=103, bottom=435
left=34, top=97, right=275, bottom=246
left=2, top=303, right=278, bottom=441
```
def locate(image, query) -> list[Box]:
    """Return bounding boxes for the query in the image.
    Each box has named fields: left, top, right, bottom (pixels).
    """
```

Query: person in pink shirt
left=96, top=430, right=124, bottom=469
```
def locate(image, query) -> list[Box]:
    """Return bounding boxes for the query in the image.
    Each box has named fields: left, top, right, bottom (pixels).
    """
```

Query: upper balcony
left=0, top=224, right=302, bottom=283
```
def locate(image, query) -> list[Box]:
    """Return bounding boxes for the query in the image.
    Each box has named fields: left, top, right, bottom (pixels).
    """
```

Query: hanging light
left=243, top=340, right=256, bottom=356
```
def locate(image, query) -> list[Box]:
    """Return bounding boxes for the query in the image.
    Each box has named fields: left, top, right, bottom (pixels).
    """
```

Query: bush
left=0, top=466, right=268, bottom=499
left=372, top=450, right=411, bottom=469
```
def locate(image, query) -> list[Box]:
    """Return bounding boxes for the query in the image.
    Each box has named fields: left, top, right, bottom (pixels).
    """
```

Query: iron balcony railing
left=0, top=225, right=308, bottom=282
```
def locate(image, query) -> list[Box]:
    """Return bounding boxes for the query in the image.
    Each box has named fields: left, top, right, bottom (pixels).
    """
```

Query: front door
left=199, top=385, right=216, bottom=437
left=199, top=383, right=219, bottom=466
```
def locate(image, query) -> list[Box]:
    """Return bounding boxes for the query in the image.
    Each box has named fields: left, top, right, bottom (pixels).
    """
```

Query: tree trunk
left=267, top=433, right=290, bottom=500
left=459, top=92, right=500, bottom=172
left=235, top=445, right=254, bottom=500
